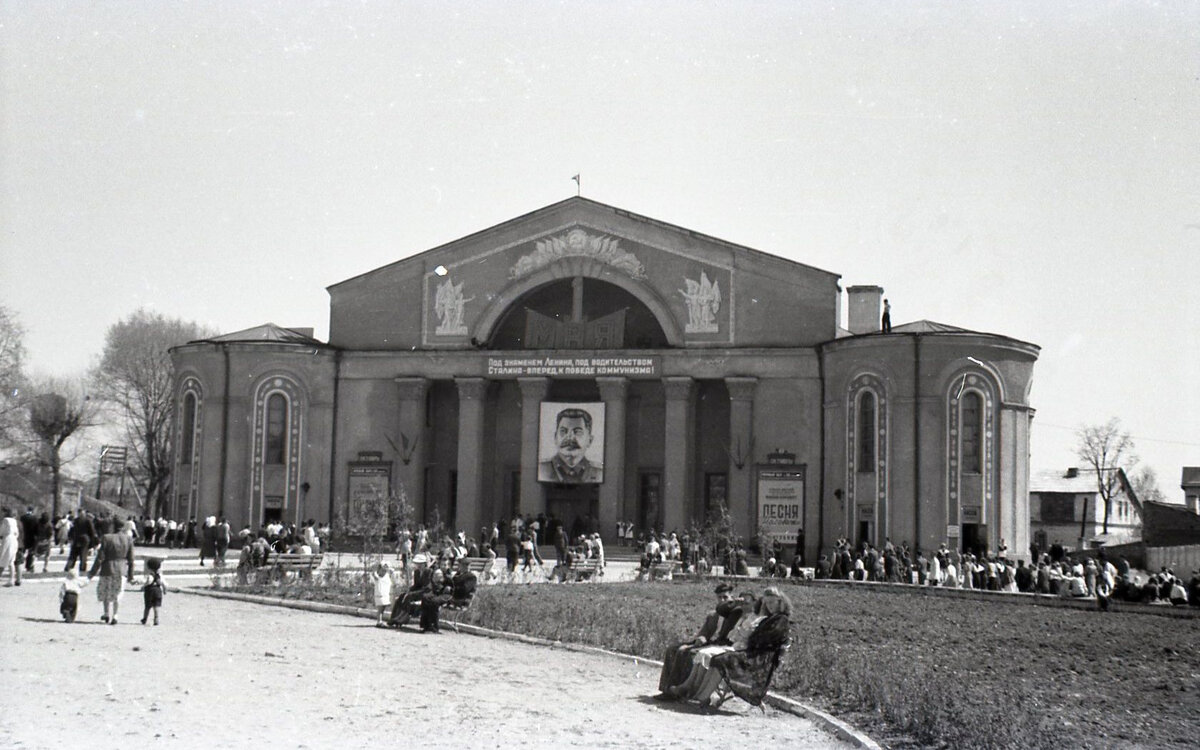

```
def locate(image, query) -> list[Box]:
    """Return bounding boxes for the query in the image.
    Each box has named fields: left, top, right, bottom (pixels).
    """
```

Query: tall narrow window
left=961, top=392, right=981, bottom=473
left=266, top=393, right=287, bottom=465
left=180, top=393, right=197, bottom=464
left=858, top=391, right=876, bottom=469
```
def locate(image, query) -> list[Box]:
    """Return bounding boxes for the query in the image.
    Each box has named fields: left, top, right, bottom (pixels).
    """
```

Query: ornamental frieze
left=510, top=228, right=647, bottom=280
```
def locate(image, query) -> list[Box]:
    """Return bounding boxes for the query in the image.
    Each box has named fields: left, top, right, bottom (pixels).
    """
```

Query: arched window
left=858, top=391, right=876, bottom=469
left=181, top=393, right=197, bottom=464
left=265, top=393, right=287, bottom=465
left=961, top=392, right=982, bottom=474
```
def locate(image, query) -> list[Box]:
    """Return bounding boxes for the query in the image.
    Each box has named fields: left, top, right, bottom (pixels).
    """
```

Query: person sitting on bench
left=657, top=582, right=743, bottom=697
left=388, top=553, right=432, bottom=627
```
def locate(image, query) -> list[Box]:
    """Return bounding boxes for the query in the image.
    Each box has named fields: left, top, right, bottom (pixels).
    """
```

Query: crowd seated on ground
left=807, top=536, right=1199, bottom=609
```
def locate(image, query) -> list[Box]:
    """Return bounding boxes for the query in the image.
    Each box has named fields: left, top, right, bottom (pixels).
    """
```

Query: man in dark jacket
left=19, top=507, right=39, bottom=573
left=65, top=511, right=97, bottom=574
left=657, top=583, right=742, bottom=696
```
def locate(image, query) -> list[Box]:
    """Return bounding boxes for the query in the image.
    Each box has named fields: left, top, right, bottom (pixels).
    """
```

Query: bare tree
left=28, top=377, right=95, bottom=520
left=0, top=304, right=27, bottom=455
left=1128, top=465, right=1166, bottom=505
left=1075, top=418, right=1136, bottom=535
left=92, top=309, right=214, bottom=517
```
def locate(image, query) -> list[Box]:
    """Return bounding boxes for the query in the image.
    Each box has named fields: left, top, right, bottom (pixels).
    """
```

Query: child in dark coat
left=141, top=557, right=167, bottom=625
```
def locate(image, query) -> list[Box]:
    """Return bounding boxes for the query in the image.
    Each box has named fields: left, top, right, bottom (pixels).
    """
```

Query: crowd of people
left=800, top=537, right=1200, bottom=608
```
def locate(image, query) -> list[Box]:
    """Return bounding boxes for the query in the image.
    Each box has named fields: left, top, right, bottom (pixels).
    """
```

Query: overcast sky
left=2, top=1, right=1197, bottom=497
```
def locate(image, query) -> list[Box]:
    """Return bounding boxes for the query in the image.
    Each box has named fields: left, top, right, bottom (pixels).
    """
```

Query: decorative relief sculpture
left=679, top=270, right=721, bottom=333
left=434, top=277, right=472, bottom=336
left=510, top=228, right=647, bottom=280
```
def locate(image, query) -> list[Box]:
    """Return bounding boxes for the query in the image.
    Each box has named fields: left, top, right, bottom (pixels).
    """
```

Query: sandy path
left=0, top=581, right=851, bottom=750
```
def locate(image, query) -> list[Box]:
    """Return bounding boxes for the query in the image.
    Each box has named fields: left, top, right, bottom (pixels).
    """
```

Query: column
left=662, top=376, right=695, bottom=534
left=596, top=377, right=628, bottom=545
left=394, top=377, right=429, bottom=523
left=517, top=377, right=550, bottom=518
left=455, top=377, right=488, bottom=537
left=726, top=377, right=757, bottom=540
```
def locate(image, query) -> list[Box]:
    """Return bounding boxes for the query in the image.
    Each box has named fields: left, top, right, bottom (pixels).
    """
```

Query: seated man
left=657, top=584, right=744, bottom=697
left=389, top=553, right=432, bottom=627
left=417, top=556, right=453, bottom=633
left=449, top=556, right=478, bottom=607
left=671, top=587, right=791, bottom=706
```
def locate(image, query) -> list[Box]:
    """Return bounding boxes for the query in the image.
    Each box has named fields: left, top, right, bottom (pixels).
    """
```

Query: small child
left=141, top=557, right=167, bottom=625
left=370, top=561, right=395, bottom=627
left=59, top=569, right=88, bottom=622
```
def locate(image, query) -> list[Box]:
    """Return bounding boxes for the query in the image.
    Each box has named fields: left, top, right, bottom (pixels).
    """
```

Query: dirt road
left=0, top=581, right=851, bottom=749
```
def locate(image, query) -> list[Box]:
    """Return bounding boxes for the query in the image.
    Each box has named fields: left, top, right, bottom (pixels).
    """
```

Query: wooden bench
left=259, top=553, right=324, bottom=582
left=709, top=640, right=790, bottom=710
left=648, top=560, right=682, bottom=581
left=460, top=556, right=494, bottom=579
left=566, top=558, right=603, bottom=582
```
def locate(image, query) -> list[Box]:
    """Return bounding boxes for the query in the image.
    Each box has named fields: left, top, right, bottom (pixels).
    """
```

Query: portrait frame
left=537, top=402, right=605, bottom=484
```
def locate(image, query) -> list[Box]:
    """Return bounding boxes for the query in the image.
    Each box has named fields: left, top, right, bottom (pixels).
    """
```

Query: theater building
left=170, top=197, right=1040, bottom=560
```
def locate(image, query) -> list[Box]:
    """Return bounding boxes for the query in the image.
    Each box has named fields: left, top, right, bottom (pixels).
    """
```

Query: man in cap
left=657, top=582, right=743, bottom=696
left=388, top=553, right=432, bottom=627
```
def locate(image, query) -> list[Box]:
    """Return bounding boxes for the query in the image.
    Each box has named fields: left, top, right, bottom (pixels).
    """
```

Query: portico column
left=662, top=376, right=695, bottom=535
left=725, top=377, right=758, bottom=541
left=455, top=377, right=488, bottom=536
left=394, top=378, right=429, bottom=523
left=517, top=377, right=550, bottom=518
left=596, top=377, right=628, bottom=545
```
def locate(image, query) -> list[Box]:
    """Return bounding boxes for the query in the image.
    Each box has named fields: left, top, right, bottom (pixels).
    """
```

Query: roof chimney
left=1065, top=467, right=1079, bottom=478
left=846, top=285, right=884, bottom=335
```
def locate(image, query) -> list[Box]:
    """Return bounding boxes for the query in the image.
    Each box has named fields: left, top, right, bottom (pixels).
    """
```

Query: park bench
left=566, top=557, right=603, bottom=582
left=460, top=556, right=494, bottom=580
left=708, top=639, right=791, bottom=710
left=648, top=560, right=682, bottom=581
left=259, top=552, right=324, bottom=583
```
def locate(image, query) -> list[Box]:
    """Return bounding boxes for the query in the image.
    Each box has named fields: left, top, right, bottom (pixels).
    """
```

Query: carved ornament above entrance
left=510, top=228, right=647, bottom=281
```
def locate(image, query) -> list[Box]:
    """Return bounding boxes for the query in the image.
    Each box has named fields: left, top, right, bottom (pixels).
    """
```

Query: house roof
left=1181, top=467, right=1200, bottom=487
left=194, top=323, right=327, bottom=346
left=890, top=320, right=973, bottom=334
left=1030, top=467, right=1124, bottom=494
left=830, top=319, right=1039, bottom=351
left=1031, top=467, right=1142, bottom=510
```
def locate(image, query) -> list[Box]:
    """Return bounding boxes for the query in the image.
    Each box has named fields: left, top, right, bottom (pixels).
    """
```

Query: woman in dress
left=0, top=507, right=20, bottom=586
left=88, top=517, right=136, bottom=624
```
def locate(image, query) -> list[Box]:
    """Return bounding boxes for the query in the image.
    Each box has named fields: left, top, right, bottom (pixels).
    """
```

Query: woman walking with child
left=89, top=517, right=136, bottom=624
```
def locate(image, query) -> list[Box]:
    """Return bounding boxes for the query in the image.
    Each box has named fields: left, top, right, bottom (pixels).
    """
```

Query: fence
left=1146, top=544, right=1200, bottom=574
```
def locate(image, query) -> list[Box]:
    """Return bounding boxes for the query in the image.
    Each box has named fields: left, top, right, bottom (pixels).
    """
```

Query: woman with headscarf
left=88, top=517, right=136, bottom=624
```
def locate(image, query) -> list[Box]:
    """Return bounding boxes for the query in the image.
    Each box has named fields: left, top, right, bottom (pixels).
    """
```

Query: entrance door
left=961, top=524, right=987, bottom=556
left=857, top=521, right=872, bottom=550
left=546, top=483, right=599, bottom=542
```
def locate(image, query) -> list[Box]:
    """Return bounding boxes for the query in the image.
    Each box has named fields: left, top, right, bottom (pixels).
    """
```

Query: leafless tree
left=1128, top=465, right=1166, bottom=505
left=91, top=309, right=214, bottom=517
left=27, top=377, right=95, bottom=520
left=1075, top=418, right=1136, bottom=535
left=0, top=304, right=27, bottom=455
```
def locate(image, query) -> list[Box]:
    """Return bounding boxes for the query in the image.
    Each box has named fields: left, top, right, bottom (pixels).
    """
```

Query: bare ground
left=0, top=581, right=852, bottom=750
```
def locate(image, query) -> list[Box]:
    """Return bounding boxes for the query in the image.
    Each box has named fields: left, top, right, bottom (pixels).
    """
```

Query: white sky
left=2, top=1, right=1198, bottom=497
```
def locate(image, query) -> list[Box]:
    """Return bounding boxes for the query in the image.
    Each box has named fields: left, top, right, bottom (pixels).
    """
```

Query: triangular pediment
left=327, top=197, right=841, bottom=350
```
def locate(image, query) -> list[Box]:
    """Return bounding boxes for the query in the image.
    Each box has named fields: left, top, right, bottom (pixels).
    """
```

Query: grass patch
left=215, top=576, right=1200, bottom=749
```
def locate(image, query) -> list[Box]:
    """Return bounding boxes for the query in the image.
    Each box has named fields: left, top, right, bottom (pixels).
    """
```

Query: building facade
left=170, top=198, right=1040, bottom=560
left=1029, top=466, right=1143, bottom=552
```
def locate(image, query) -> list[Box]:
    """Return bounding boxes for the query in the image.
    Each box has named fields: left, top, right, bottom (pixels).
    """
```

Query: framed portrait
left=537, top=402, right=605, bottom=484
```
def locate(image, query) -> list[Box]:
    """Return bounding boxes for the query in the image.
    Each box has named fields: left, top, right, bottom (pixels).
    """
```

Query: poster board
left=537, top=402, right=605, bottom=483
left=756, top=465, right=805, bottom=546
left=347, top=461, right=392, bottom=529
